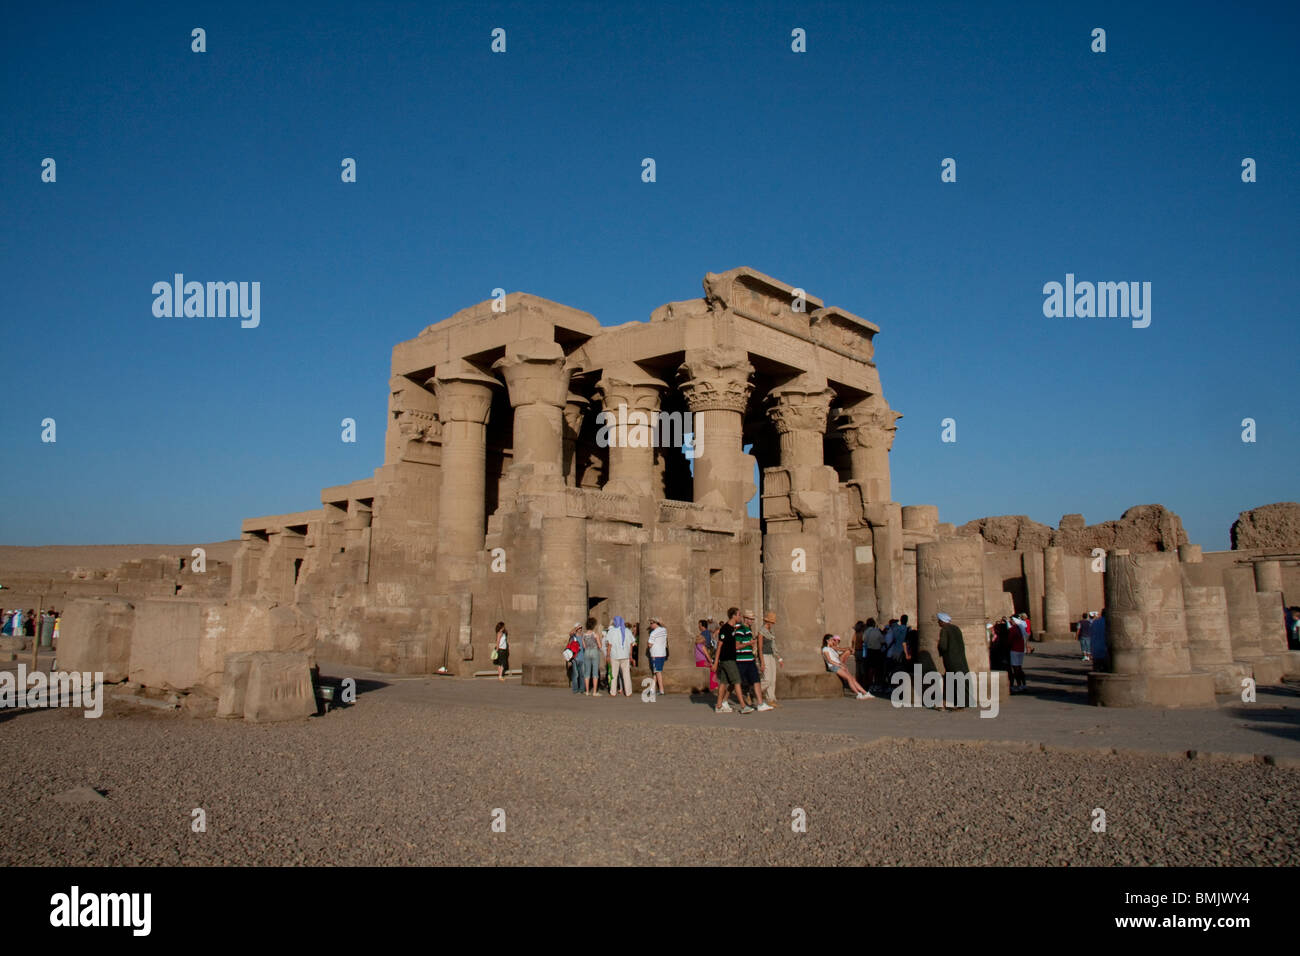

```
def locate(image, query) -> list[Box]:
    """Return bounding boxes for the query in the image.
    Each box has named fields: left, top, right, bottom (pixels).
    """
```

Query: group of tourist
left=501, top=593, right=1300, bottom=706
left=0, top=607, right=60, bottom=644
left=549, top=615, right=674, bottom=698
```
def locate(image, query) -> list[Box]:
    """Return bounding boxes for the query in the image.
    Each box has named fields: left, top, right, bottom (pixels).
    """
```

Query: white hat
left=937, top=612, right=952, bottom=624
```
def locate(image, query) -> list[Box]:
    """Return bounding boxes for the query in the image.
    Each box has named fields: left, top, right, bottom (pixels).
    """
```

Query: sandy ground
left=2, top=650, right=1297, bottom=866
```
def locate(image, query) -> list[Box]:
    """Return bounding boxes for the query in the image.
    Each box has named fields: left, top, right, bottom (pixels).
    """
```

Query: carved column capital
left=766, top=384, right=835, bottom=436
left=430, top=361, right=498, bottom=424
left=836, top=396, right=901, bottom=452
left=678, top=347, right=753, bottom=414
left=492, top=338, right=570, bottom=409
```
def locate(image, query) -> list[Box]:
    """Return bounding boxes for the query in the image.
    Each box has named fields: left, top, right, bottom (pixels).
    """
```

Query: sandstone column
left=836, top=395, right=900, bottom=505
left=595, top=362, right=666, bottom=497
left=917, top=536, right=991, bottom=677
left=679, top=347, right=754, bottom=514
left=561, top=393, right=588, bottom=487
left=1089, top=550, right=1215, bottom=707
left=531, top=515, right=587, bottom=685
left=1221, top=565, right=1282, bottom=684
left=836, top=396, right=903, bottom=620
left=761, top=378, right=846, bottom=698
left=1254, top=560, right=1283, bottom=595
left=432, top=362, right=498, bottom=582
left=1181, top=579, right=1246, bottom=694
left=1043, top=546, right=1071, bottom=639
left=641, top=541, right=691, bottom=692
left=493, top=338, right=570, bottom=496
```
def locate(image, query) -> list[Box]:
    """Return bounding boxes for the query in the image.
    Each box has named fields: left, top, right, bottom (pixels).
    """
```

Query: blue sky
left=2, top=0, right=1296, bottom=550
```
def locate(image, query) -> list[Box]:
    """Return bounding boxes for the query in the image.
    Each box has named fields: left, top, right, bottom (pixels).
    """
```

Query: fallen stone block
left=219, top=651, right=315, bottom=722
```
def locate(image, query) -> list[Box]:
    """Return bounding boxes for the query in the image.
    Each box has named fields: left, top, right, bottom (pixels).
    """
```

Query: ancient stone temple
left=233, top=268, right=911, bottom=692
left=49, top=269, right=1299, bottom=710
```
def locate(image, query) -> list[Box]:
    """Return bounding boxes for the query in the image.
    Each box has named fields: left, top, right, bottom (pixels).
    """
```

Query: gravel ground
left=2, top=686, right=1297, bottom=867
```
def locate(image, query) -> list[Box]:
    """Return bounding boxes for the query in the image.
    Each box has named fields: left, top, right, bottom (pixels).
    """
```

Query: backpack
left=563, top=633, right=582, bottom=662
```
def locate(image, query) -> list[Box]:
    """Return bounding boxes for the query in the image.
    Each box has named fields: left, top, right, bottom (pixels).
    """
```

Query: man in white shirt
left=647, top=616, right=669, bottom=698
left=604, top=615, right=634, bottom=697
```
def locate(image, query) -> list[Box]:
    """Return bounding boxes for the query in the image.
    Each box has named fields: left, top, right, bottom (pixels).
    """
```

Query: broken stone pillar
left=1255, top=591, right=1299, bottom=678
left=679, top=347, right=754, bottom=514
left=432, top=362, right=498, bottom=586
left=1043, top=546, right=1071, bottom=639
left=494, top=338, right=571, bottom=495
left=530, top=515, right=587, bottom=685
left=1222, top=565, right=1283, bottom=684
left=917, top=536, right=992, bottom=678
left=595, top=362, right=666, bottom=497
left=1089, top=551, right=1215, bottom=707
left=1180, top=577, right=1247, bottom=694
left=562, top=393, right=588, bottom=487
left=1254, top=560, right=1283, bottom=595
left=901, top=505, right=939, bottom=538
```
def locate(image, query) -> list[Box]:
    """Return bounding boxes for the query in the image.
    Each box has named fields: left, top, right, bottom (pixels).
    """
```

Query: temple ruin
left=41, top=270, right=1299, bottom=710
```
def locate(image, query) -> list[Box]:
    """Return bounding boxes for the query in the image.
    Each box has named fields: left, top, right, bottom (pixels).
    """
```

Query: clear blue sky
left=2, top=0, right=1296, bottom=550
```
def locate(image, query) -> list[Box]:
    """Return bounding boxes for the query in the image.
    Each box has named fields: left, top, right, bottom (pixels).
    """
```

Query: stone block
left=59, top=598, right=135, bottom=683
left=243, top=651, right=316, bottom=723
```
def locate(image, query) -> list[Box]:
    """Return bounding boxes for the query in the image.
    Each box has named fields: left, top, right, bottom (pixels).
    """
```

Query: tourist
left=1007, top=614, right=1030, bottom=692
left=696, top=619, right=718, bottom=694
left=1089, top=610, right=1108, bottom=671
left=822, top=634, right=872, bottom=699
left=852, top=620, right=868, bottom=688
left=1077, top=612, right=1093, bottom=662
left=936, top=612, right=968, bottom=709
left=862, top=618, right=886, bottom=693
left=630, top=621, right=641, bottom=668
left=885, top=615, right=908, bottom=680
left=712, top=607, right=749, bottom=713
left=758, top=611, right=781, bottom=704
left=567, top=623, right=585, bottom=694
left=736, top=611, right=772, bottom=711
left=647, top=616, right=668, bottom=697
left=580, top=617, right=602, bottom=695
left=1288, top=606, right=1300, bottom=650
left=494, top=621, right=510, bottom=681
left=604, top=615, right=634, bottom=697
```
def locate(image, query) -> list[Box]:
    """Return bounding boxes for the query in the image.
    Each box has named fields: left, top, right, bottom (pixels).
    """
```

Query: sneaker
left=716, top=702, right=733, bottom=713
left=855, top=692, right=868, bottom=700
left=740, top=705, right=756, bottom=714
left=756, top=702, right=773, bottom=712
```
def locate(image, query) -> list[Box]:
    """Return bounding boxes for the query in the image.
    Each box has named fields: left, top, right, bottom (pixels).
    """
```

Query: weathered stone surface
left=243, top=651, right=316, bottom=723
left=1054, top=505, right=1188, bottom=555
left=1089, top=550, right=1214, bottom=708
left=956, top=515, right=1053, bottom=552
left=56, top=598, right=136, bottom=682
left=1231, top=502, right=1300, bottom=551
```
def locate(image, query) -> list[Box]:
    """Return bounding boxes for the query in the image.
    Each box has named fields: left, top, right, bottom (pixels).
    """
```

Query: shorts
left=651, top=655, right=666, bottom=673
left=737, top=660, right=761, bottom=685
left=1009, top=651, right=1025, bottom=667
left=717, top=660, right=742, bottom=686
